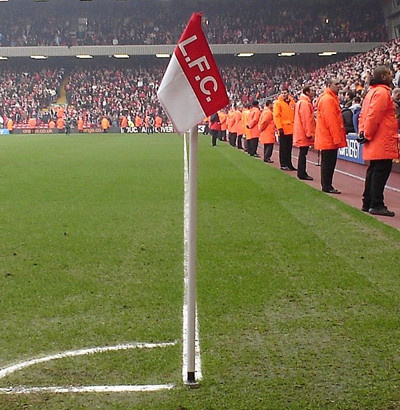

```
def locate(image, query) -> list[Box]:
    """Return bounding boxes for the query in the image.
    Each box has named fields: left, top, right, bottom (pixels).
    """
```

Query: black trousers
left=237, top=134, right=243, bottom=150
left=320, top=149, right=338, bottom=191
left=211, top=130, right=219, bottom=146
left=297, top=146, right=309, bottom=178
left=229, top=132, right=237, bottom=147
left=248, top=138, right=259, bottom=156
left=278, top=134, right=294, bottom=168
left=263, top=143, right=274, bottom=161
left=362, top=159, right=393, bottom=209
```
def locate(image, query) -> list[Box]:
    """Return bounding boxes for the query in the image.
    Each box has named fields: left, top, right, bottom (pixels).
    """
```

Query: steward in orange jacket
left=120, top=115, right=128, bottom=133
left=273, top=89, right=296, bottom=170
left=235, top=107, right=244, bottom=149
left=246, top=100, right=261, bottom=157
left=56, top=117, right=65, bottom=133
left=155, top=115, right=162, bottom=130
left=227, top=108, right=237, bottom=147
left=135, top=115, right=143, bottom=128
left=358, top=66, right=399, bottom=216
left=241, top=105, right=251, bottom=152
left=101, top=117, right=110, bottom=133
left=258, top=100, right=275, bottom=163
left=315, top=79, right=346, bottom=194
left=6, top=118, right=14, bottom=134
left=219, top=110, right=227, bottom=141
left=293, top=86, right=316, bottom=180
left=28, top=117, right=36, bottom=134
left=77, top=118, right=84, bottom=133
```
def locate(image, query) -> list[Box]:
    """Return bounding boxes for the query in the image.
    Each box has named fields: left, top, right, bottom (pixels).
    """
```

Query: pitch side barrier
left=10, top=125, right=208, bottom=134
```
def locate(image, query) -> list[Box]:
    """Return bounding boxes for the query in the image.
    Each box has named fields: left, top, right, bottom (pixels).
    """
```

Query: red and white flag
left=157, top=13, right=229, bottom=133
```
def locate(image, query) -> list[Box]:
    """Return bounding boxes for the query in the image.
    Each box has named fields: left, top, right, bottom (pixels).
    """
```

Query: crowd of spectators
left=1, top=37, right=400, bottom=129
left=0, top=67, right=64, bottom=125
left=0, top=0, right=387, bottom=47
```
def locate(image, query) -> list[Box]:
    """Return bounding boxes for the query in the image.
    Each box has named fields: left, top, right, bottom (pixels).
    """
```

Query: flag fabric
left=157, top=13, right=229, bottom=133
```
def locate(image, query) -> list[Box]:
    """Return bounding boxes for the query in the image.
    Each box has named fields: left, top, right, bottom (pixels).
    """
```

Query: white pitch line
left=0, top=384, right=175, bottom=395
left=0, top=342, right=176, bottom=381
left=182, top=133, right=202, bottom=382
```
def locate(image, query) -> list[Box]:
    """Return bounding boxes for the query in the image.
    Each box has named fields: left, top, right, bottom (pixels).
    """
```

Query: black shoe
left=280, top=166, right=290, bottom=171
left=264, top=158, right=274, bottom=163
left=288, top=167, right=297, bottom=171
left=298, top=175, right=313, bottom=181
left=368, top=206, right=395, bottom=217
left=361, top=206, right=369, bottom=212
left=322, top=188, right=341, bottom=194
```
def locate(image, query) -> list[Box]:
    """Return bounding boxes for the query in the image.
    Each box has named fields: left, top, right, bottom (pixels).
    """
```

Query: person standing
left=273, top=88, right=296, bottom=171
left=209, top=112, right=221, bottom=147
left=120, top=114, right=128, bottom=133
left=219, top=110, right=227, bottom=141
left=315, top=79, right=347, bottom=194
left=235, top=105, right=244, bottom=150
left=293, top=85, right=316, bottom=180
left=101, top=116, right=110, bottom=133
left=246, top=100, right=261, bottom=157
left=258, top=100, right=275, bottom=163
left=227, top=106, right=237, bottom=147
left=242, top=104, right=251, bottom=153
left=6, top=117, right=14, bottom=134
left=358, top=66, right=399, bottom=217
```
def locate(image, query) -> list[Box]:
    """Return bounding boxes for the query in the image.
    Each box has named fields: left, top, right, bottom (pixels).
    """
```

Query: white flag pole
left=186, top=125, right=198, bottom=385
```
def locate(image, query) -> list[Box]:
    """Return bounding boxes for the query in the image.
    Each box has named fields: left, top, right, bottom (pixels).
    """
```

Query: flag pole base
left=185, top=372, right=199, bottom=388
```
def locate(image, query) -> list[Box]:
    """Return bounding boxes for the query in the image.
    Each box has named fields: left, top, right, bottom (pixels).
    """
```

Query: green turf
left=0, top=133, right=399, bottom=409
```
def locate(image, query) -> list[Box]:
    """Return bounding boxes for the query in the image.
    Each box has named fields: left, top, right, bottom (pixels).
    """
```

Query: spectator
left=315, top=78, right=347, bottom=194
left=359, top=66, right=399, bottom=217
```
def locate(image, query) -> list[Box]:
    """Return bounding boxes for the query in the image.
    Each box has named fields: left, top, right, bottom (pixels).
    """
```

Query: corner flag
left=157, top=13, right=229, bottom=133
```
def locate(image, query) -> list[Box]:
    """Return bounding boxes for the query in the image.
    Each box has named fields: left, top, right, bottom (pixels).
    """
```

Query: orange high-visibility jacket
left=293, top=94, right=316, bottom=147
left=227, top=109, right=236, bottom=133
left=315, top=88, right=346, bottom=151
left=6, top=119, right=13, bottom=131
left=101, top=117, right=110, bottom=130
left=247, top=106, right=261, bottom=139
left=234, top=109, right=243, bottom=135
left=273, top=95, right=295, bottom=135
left=359, top=84, right=400, bottom=160
left=258, top=107, right=275, bottom=144
left=48, top=120, right=56, bottom=129
left=242, top=109, right=251, bottom=139
left=28, top=117, right=36, bottom=129
left=56, top=117, right=64, bottom=129
left=77, top=118, right=84, bottom=131
left=155, top=116, right=162, bottom=128
left=219, top=111, right=227, bottom=131
left=135, top=115, right=143, bottom=127
left=120, top=116, right=128, bottom=128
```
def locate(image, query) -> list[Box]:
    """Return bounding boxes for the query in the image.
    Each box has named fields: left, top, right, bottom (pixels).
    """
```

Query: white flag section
left=157, top=54, right=206, bottom=133
left=157, top=12, right=228, bottom=133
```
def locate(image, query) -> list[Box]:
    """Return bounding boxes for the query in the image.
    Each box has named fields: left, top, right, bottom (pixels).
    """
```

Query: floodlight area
left=278, top=52, right=296, bottom=57
left=0, top=56, right=8, bottom=60
left=319, top=51, right=338, bottom=56
left=76, top=55, right=93, bottom=59
left=156, top=54, right=170, bottom=58
left=237, top=53, right=254, bottom=57
left=30, top=55, right=47, bottom=60
left=113, top=54, right=130, bottom=59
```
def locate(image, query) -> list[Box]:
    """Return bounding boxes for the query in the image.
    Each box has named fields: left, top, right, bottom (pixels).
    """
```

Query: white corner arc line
left=0, top=342, right=176, bottom=381
left=182, top=133, right=202, bottom=382
left=0, top=384, right=175, bottom=395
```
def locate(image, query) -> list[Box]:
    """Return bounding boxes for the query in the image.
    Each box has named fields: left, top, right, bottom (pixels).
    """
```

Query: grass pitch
left=0, top=133, right=399, bottom=409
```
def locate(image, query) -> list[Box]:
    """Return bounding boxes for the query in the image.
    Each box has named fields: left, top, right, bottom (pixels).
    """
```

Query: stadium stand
left=0, top=0, right=387, bottom=47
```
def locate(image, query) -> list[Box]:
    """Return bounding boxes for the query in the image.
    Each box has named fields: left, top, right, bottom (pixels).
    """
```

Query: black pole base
left=185, top=371, right=199, bottom=388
